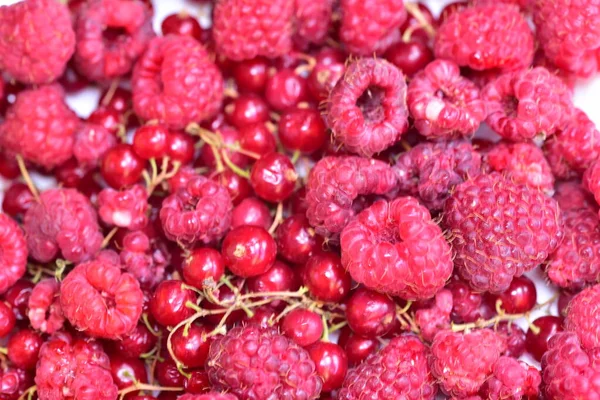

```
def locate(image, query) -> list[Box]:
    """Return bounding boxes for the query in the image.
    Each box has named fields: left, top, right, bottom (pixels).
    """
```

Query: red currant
left=2, top=182, right=35, bottom=217
left=231, top=197, right=273, bottom=230
left=345, top=287, right=396, bottom=338
left=133, top=125, right=170, bottom=160
left=239, top=123, right=277, bottom=157
left=303, top=252, right=351, bottom=303
left=182, top=247, right=226, bottom=289
left=281, top=308, right=323, bottom=347
left=170, top=323, right=213, bottom=368
left=265, top=69, right=309, bottom=111
left=101, top=144, right=146, bottom=188
left=526, top=315, right=563, bottom=361
left=307, top=342, right=348, bottom=392
left=7, top=329, right=43, bottom=370
left=225, top=94, right=269, bottom=129
left=276, top=214, right=321, bottom=264
left=279, top=108, right=327, bottom=154
left=221, top=225, right=277, bottom=278
left=250, top=153, right=297, bottom=203
left=233, top=57, right=270, bottom=94
left=149, top=280, right=197, bottom=327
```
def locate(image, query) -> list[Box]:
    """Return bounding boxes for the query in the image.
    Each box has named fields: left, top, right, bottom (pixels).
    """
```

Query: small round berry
left=155, top=356, right=185, bottom=387
left=133, top=125, right=170, bottom=160
left=7, top=329, right=43, bottom=370
left=487, top=276, right=537, bottom=314
left=243, top=305, right=279, bottom=328
left=231, top=197, right=273, bottom=230
left=88, top=106, right=122, bottom=136
left=384, top=40, right=434, bottom=77
left=279, top=108, right=328, bottom=154
left=307, top=61, right=345, bottom=102
left=221, top=225, right=277, bottom=278
left=303, top=252, right=351, bottom=303
left=212, top=169, right=252, bottom=206
left=101, top=144, right=146, bottom=188
left=246, top=260, right=300, bottom=306
left=3, top=280, right=34, bottom=320
left=281, top=309, right=324, bottom=347
left=239, top=123, right=277, bottom=157
left=2, top=182, right=35, bottom=217
left=265, top=69, right=309, bottom=111
left=199, top=126, right=249, bottom=170
left=526, top=315, right=563, bottom=361
left=250, top=153, right=297, bottom=203
left=276, top=214, right=320, bottom=264
left=112, top=323, right=157, bottom=358
left=183, top=369, right=210, bottom=394
left=337, top=327, right=379, bottom=366
left=99, top=87, right=132, bottom=114
left=161, top=12, right=207, bottom=43
left=182, top=248, right=226, bottom=290
left=345, top=288, right=396, bottom=338
left=497, top=321, right=527, bottom=358
left=167, top=132, right=196, bottom=165
left=0, top=301, right=16, bottom=338
left=233, top=57, right=270, bottom=93
left=307, top=342, right=348, bottom=392
left=225, top=94, right=269, bottom=129
left=150, top=280, right=197, bottom=327
left=110, top=356, right=148, bottom=390
left=171, top=323, right=213, bottom=368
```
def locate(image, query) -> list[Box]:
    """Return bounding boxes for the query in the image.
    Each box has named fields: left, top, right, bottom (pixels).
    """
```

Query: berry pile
left=0, top=0, right=599, bottom=399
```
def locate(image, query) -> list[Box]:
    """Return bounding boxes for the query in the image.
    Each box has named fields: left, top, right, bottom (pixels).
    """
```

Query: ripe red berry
left=239, top=123, right=277, bottom=157
left=345, top=288, right=396, bottom=338
left=88, top=106, right=122, bottom=136
left=233, top=57, right=270, bottom=93
left=307, top=342, right=348, bottom=392
left=101, top=144, right=146, bottom=189
left=212, top=169, right=252, bottom=205
left=202, top=282, right=246, bottom=326
left=0, top=301, right=16, bottom=338
left=279, top=108, right=328, bottom=154
left=183, top=248, right=226, bottom=289
left=110, top=356, right=148, bottom=390
left=2, top=182, right=35, bottom=217
left=171, top=323, right=213, bottom=368
left=7, top=329, right=43, bottom=370
left=150, top=280, right=197, bottom=327
left=281, top=308, right=324, bottom=347
left=161, top=13, right=208, bottom=43
left=384, top=40, right=434, bottom=77
left=3, top=280, right=34, bottom=320
left=526, top=315, right=563, bottom=361
left=337, top=327, right=379, bottom=366
left=231, top=197, right=273, bottom=230
left=111, top=323, right=157, bottom=359
left=246, top=260, right=300, bottom=306
left=224, top=94, right=269, bottom=129
left=276, top=214, right=321, bottom=264
left=250, top=153, right=297, bottom=202
left=221, top=225, right=277, bottom=278
left=183, top=369, right=210, bottom=394
left=133, top=124, right=170, bottom=160
left=167, top=131, right=196, bottom=165
left=99, top=87, right=132, bottom=114
left=303, top=252, right=351, bottom=302
left=265, top=69, right=309, bottom=111
left=487, top=276, right=537, bottom=314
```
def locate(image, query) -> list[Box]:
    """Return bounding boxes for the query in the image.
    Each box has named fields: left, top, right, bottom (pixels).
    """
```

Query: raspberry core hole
left=357, top=86, right=386, bottom=124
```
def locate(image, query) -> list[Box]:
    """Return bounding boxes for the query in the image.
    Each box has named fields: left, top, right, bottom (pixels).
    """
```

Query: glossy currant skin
left=0, top=301, right=16, bottom=338
left=7, top=329, right=43, bottom=370
left=110, top=356, right=148, bottom=390
left=345, top=287, right=396, bottom=338
left=101, top=144, right=146, bottom=189
left=133, top=124, right=169, bottom=160
left=337, top=326, right=379, bottom=366
left=278, top=108, right=327, bottom=154
left=233, top=57, right=270, bottom=93
left=276, top=214, right=320, bottom=264
left=526, top=315, right=563, bottom=361
left=225, top=94, right=269, bottom=129
left=231, top=197, right=273, bottom=230
left=487, top=275, right=537, bottom=314
left=265, top=69, right=309, bottom=111
left=161, top=13, right=208, bottom=43
left=250, top=153, right=297, bottom=203
left=221, top=225, right=277, bottom=278
left=149, top=280, right=197, bottom=328
left=170, top=323, right=213, bottom=368
left=281, top=308, right=323, bottom=347
left=307, top=342, right=348, bottom=392
left=182, top=247, right=226, bottom=290
left=4, top=280, right=34, bottom=320
left=302, top=252, right=351, bottom=303
left=384, top=41, right=434, bottom=77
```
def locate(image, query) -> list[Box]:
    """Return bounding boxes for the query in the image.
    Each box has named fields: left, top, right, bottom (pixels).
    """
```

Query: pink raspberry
left=0, top=85, right=79, bottom=169
left=0, top=0, right=75, bottom=84
left=584, top=161, right=600, bottom=209
left=160, top=175, right=233, bottom=245
left=338, top=335, right=437, bottom=400
left=74, top=0, right=154, bottom=81
left=444, top=172, right=564, bottom=293
left=60, top=260, right=144, bottom=339
left=541, top=332, right=600, bottom=399
left=120, top=230, right=169, bottom=289
left=35, top=332, right=118, bottom=400
left=98, top=184, right=149, bottom=230
left=341, top=197, right=452, bottom=300
left=435, top=3, right=534, bottom=72
left=326, top=58, right=409, bottom=157
left=132, top=35, right=224, bottom=130
left=0, top=214, right=27, bottom=295
left=212, top=0, right=294, bottom=61
left=73, top=123, right=117, bottom=167
left=179, top=394, right=238, bottom=400
left=23, top=188, right=103, bottom=264
left=485, top=141, right=554, bottom=193
left=339, top=0, right=406, bottom=55
left=407, top=59, right=486, bottom=140
left=305, top=156, right=398, bottom=239
left=430, top=329, right=507, bottom=397
left=415, top=289, right=453, bottom=341
left=479, top=357, right=541, bottom=399
left=533, top=0, right=600, bottom=77
left=27, top=279, right=64, bottom=334
left=294, top=0, right=333, bottom=47
left=565, top=284, right=600, bottom=350
left=206, top=325, right=322, bottom=399
left=554, top=181, right=598, bottom=213
left=394, top=140, right=482, bottom=210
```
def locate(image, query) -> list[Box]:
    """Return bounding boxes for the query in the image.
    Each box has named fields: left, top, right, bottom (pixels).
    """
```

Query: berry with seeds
left=98, top=184, right=149, bottom=230
left=150, top=280, right=197, bottom=327
left=565, top=284, right=600, bottom=350
left=73, top=123, right=117, bottom=167
left=554, top=180, right=598, bottom=213
left=0, top=214, right=27, bottom=295
left=446, top=278, right=485, bottom=323
left=221, top=225, right=276, bottom=278
left=250, top=153, right=297, bottom=203
left=120, top=230, right=169, bottom=289
left=415, top=289, right=453, bottom=341
left=345, top=288, right=396, bottom=338
left=27, top=279, right=64, bottom=335
left=281, top=309, right=323, bottom=347
left=303, top=252, right=351, bottom=303
left=179, top=394, right=238, bottom=400
left=496, top=321, right=527, bottom=359
left=479, top=357, right=541, bottom=399
left=526, top=315, right=563, bottom=362
left=294, top=0, right=333, bottom=47
left=584, top=161, right=600, bottom=210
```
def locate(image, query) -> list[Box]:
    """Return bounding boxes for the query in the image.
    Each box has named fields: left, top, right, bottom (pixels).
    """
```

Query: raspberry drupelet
left=0, top=214, right=27, bottom=295
left=27, top=279, right=64, bottom=335
left=120, top=230, right=169, bottom=289
left=326, top=58, right=409, bottom=157
left=479, top=356, right=541, bottom=399
left=98, top=184, right=149, bottom=230
left=73, top=123, right=117, bottom=167
left=415, top=289, right=453, bottom=341
left=179, top=394, right=239, bottom=400
left=584, top=161, right=600, bottom=211
left=565, top=284, right=600, bottom=350
left=294, top=0, right=333, bottom=48
left=340, top=197, right=453, bottom=300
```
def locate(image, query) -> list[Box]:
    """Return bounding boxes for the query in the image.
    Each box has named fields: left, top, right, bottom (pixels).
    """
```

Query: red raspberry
left=339, top=0, right=406, bottom=55
left=27, top=279, right=64, bottom=335
left=74, top=0, right=154, bottom=81
left=0, top=214, right=27, bottom=295
left=35, top=332, right=118, bottom=400
left=415, top=289, right=453, bottom=341
left=584, top=161, right=600, bottom=208
left=60, top=260, right=144, bottom=339
left=430, top=329, right=507, bottom=397
left=485, top=141, right=554, bottom=193
left=554, top=180, right=598, bottom=213
left=394, top=140, right=482, bottom=210
left=533, top=0, right=600, bottom=77
left=0, top=85, right=79, bottom=169
left=482, top=67, right=574, bottom=142
left=305, top=156, right=398, bottom=238
left=565, top=284, right=600, bottom=350
left=326, top=58, right=409, bottom=157
left=98, top=184, right=148, bottom=230
left=444, top=172, right=564, bottom=293
left=23, top=188, right=103, bottom=264
left=434, top=3, right=534, bottom=72
left=479, top=356, right=541, bottom=399
left=120, top=230, right=169, bottom=289
left=407, top=60, right=486, bottom=140
left=294, top=0, right=333, bottom=47
left=73, top=123, right=117, bottom=167
left=206, top=325, right=322, bottom=399
left=0, top=0, right=75, bottom=84
left=337, top=335, right=437, bottom=400
left=179, top=394, right=238, bottom=400
left=541, top=332, right=600, bottom=399
left=212, top=0, right=294, bottom=61
left=341, top=197, right=452, bottom=300
left=160, top=175, right=233, bottom=245
left=132, top=35, right=224, bottom=129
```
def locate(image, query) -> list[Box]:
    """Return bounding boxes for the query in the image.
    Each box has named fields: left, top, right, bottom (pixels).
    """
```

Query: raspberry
left=444, top=172, right=564, bottom=293
left=485, top=141, right=554, bottom=193
left=160, top=175, right=233, bottom=245
left=337, top=335, right=437, bottom=400
left=0, top=85, right=79, bottom=169
left=23, top=188, right=103, bottom=264
left=206, top=325, right=322, bottom=399
left=533, top=0, right=600, bottom=77
left=430, top=329, right=507, bottom=397
left=482, top=67, right=574, bottom=142
left=132, top=35, right=224, bottom=129
left=479, top=357, right=541, bottom=399
left=74, top=0, right=154, bottom=81
left=35, top=332, right=118, bottom=400
left=294, top=0, right=332, bottom=47
left=407, top=60, right=486, bottom=140
left=0, top=214, right=27, bottom=295
left=326, top=58, right=409, bottom=157
left=415, top=289, right=453, bottom=341
left=73, top=123, right=117, bottom=167
left=339, top=0, right=406, bottom=55
left=179, top=394, right=238, bottom=400
left=305, top=156, right=398, bottom=238
left=120, top=230, right=169, bottom=289
left=554, top=180, right=598, bottom=213
left=27, top=279, right=64, bottom=335
left=0, top=0, right=75, bottom=84
left=167, top=165, right=198, bottom=194
left=98, top=184, right=149, bottom=230
left=60, top=260, right=144, bottom=339
left=212, top=0, right=294, bottom=61
left=434, top=3, right=534, bottom=72
left=394, top=140, right=482, bottom=210
left=341, top=197, right=453, bottom=300
left=541, top=332, right=600, bottom=399
left=565, top=284, right=600, bottom=350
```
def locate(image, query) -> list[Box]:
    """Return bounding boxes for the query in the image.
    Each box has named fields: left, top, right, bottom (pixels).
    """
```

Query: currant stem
left=268, top=202, right=284, bottom=235
left=17, top=385, right=36, bottom=400
left=101, top=227, right=119, bottom=249
left=15, top=154, right=40, bottom=203
left=118, top=383, right=183, bottom=399
left=404, top=2, right=436, bottom=38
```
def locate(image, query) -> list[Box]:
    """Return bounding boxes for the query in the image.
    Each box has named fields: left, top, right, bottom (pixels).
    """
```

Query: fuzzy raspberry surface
left=0, top=85, right=79, bottom=169
left=120, top=230, right=169, bottom=289
left=73, top=123, right=117, bottom=167
left=98, top=184, right=149, bottom=230
left=341, top=197, right=452, bottom=300
left=434, top=3, right=534, bottom=72
left=0, top=0, right=75, bottom=84
left=0, top=214, right=27, bottom=295
left=23, top=188, right=103, bottom=264
left=554, top=181, right=598, bottom=213
left=394, top=140, right=482, bottom=210
left=212, top=0, right=294, bottom=61
left=305, top=156, right=397, bottom=239
left=482, top=67, right=574, bottom=142
left=206, top=325, right=322, bottom=399
left=444, top=172, right=564, bottom=293
left=27, top=279, right=64, bottom=335
left=407, top=60, right=486, bottom=140
left=415, top=289, right=453, bottom=341
left=294, top=0, right=332, bottom=47
left=338, top=335, right=437, bottom=400
left=179, top=394, right=239, bottom=400
left=132, top=35, right=223, bottom=129
left=584, top=161, right=600, bottom=211
left=326, top=58, right=409, bottom=157
left=479, top=356, right=541, bottom=399
left=565, top=284, right=600, bottom=350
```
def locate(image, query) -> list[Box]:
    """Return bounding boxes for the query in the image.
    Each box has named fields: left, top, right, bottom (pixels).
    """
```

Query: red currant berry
left=150, top=280, right=197, bottom=327
left=345, top=288, right=396, bottom=338
left=211, top=169, right=252, bottom=205
left=233, top=57, right=270, bottom=94
left=231, top=197, right=273, bottom=230
left=265, top=69, right=309, bottom=111
left=558, top=289, right=577, bottom=317
left=133, top=125, right=170, bottom=160
left=182, top=248, right=226, bottom=290
left=526, top=315, right=563, bottom=361
left=88, top=106, right=122, bottom=136
left=170, top=323, right=213, bottom=368
left=166, top=132, right=196, bottom=165
left=199, top=127, right=249, bottom=169
left=155, top=355, right=185, bottom=387
left=7, top=329, right=43, bottom=370
left=315, top=48, right=346, bottom=65
left=487, top=276, right=537, bottom=314
left=99, top=87, right=132, bottom=114
left=239, top=123, right=276, bottom=157
left=54, top=158, right=89, bottom=188
left=101, top=144, right=146, bottom=188
left=384, top=41, right=434, bottom=77
left=221, top=225, right=277, bottom=278
left=281, top=308, right=323, bottom=347
left=276, top=214, right=320, bottom=264
left=307, top=62, right=345, bottom=102
left=337, top=326, right=379, bottom=366
left=303, top=252, right=351, bottom=303
left=2, top=182, right=35, bottom=217
left=243, top=305, right=278, bottom=327
left=400, top=2, right=436, bottom=40
left=4, top=280, right=34, bottom=320
left=288, top=187, right=308, bottom=215
left=250, top=153, right=297, bottom=203
left=161, top=13, right=208, bottom=43
left=110, top=356, right=148, bottom=390
left=184, top=369, right=210, bottom=394
left=497, top=321, right=527, bottom=359
left=279, top=108, right=327, bottom=154
left=307, top=342, right=348, bottom=392
left=0, top=301, right=16, bottom=338
left=112, top=323, right=157, bottom=358
left=225, top=94, right=269, bottom=129
left=246, top=260, right=300, bottom=304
